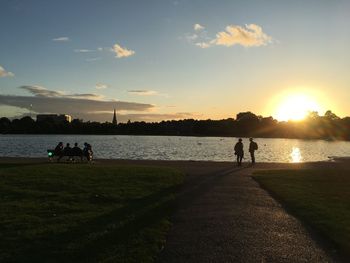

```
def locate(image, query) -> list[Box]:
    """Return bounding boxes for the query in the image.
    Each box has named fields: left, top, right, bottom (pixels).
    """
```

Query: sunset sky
left=0, top=0, right=349, bottom=122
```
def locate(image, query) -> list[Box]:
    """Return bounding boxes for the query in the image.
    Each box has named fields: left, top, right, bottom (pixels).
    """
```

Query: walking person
left=234, top=138, right=244, bottom=166
left=249, top=138, right=258, bottom=164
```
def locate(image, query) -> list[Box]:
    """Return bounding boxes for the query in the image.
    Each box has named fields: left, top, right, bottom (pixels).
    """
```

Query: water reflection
left=1, top=135, right=350, bottom=162
left=290, top=147, right=302, bottom=163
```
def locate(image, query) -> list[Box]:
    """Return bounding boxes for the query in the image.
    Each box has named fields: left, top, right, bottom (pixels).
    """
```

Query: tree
left=0, top=117, right=11, bottom=133
left=324, top=110, right=340, bottom=120
left=306, top=111, right=319, bottom=120
left=236, top=111, right=259, bottom=122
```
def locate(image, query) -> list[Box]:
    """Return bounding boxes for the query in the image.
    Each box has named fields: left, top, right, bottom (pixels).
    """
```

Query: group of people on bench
left=54, top=142, right=93, bottom=161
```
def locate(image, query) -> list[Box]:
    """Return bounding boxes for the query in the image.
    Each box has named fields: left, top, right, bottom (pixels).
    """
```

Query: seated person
left=72, top=142, right=83, bottom=161
left=54, top=142, right=64, bottom=161
left=83, top=142, right=93, bottom=161
left=63, top=143, right=73, bottom=161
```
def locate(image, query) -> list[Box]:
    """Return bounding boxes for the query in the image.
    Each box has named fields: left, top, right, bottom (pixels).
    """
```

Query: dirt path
left=158, top=165, right=334, bottom=262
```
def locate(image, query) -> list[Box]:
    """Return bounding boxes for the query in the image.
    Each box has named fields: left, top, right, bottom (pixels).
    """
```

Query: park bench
left=47, top=149, right=93, bottom=162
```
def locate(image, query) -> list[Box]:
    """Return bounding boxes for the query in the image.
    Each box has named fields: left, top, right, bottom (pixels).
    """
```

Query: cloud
left=96, top=83, right=108, bottom=90
left=128, top=90, right=158, bottom=96
left=186, top=24, right=210, bottom=46
left=214, top=24, right=272, bottom=47
left=0, top=95, right=153, bottom=118
left=0, top=65, right=14, bottom=77
left=74, top=49, right=94, bottom=53
left=20, top=85, right=62, bottom=97
left=118, top=112, right=196, bottom=122
left=112, top=44, right=135, bottom=58
left=194, top=23, right=205, bottom=31
left=19, top=85, right=104, bottom=100
left=69, top=93, right=105, bottom=100
left=0, top=86, right=154, bottom=121
left=186, top=34, right=198, bottom=41
left=52, top=36, right=70, bottom=42
left=189, top=23, right=272, bottom=48
left=86, top=57, right=102, bottom=62
left=195, top=42, right=211, bottom=48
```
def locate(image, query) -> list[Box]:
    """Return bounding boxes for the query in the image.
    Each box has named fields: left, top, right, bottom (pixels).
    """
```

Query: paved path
left=158, top=165, right=334, bottom=262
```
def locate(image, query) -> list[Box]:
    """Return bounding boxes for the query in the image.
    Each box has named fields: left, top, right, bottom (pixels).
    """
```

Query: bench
left=47, top=149, right=93, bottom=162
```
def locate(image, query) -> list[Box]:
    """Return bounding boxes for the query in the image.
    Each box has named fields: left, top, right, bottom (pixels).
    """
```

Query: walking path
left=158, top=165, right=334, bottom=262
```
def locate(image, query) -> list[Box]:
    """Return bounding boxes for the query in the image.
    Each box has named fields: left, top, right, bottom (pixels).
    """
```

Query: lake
left=1, top=135, right=350, bottom=163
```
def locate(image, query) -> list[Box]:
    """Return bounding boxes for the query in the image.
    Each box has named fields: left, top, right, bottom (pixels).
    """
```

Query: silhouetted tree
left=0, top=117, right=11, bottom=133
left=324, top=110, right=340, bottom=120
left=1, top=111, right=350, bottom=141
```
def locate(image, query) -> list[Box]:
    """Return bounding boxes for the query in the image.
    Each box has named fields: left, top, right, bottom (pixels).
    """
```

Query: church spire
left=112, top=108, right=117, bottom=125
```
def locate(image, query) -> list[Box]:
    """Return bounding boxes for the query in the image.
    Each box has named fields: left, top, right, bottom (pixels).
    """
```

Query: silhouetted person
left=63, top=143, right=73, bottom=161
left=249, top=138, right=258, bottom=164
left=83, top=142, right=93, bottom=161
left=54, top=142, right=64, bottom=161
left=72, top=142, right=83, bottom=161
left=234, top=138, right=244, bottom=166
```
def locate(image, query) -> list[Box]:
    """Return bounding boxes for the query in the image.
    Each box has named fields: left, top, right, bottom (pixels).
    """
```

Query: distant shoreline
left=0, top=133, right=349, bottom=143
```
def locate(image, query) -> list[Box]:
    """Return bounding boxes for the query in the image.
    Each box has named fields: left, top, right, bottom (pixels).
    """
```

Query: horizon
left=1, top=0, right=350, bottom=122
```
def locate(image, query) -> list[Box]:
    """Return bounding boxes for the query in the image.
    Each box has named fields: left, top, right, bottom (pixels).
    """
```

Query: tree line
left=1, top=110, right=350, bottom=141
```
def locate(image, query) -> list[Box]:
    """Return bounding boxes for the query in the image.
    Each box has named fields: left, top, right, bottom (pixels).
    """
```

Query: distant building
left=112, top=108, right=117, bottom=125
left=36, top=114, right=72, bottom=123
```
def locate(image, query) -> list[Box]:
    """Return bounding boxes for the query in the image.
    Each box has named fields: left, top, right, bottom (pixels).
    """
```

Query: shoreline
left=1, top=134, right=350, bottom=143
left=1, top=156, right=350, bottom=170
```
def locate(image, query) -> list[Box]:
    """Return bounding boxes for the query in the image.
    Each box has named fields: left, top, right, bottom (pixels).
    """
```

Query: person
left=72, top=142, right=83, bottom=161
left=83, top=142, right=93, bottom=161
left=249, top=138, right=258, bottom=164
left=234, top=138, right=244, bottom=166
left=63, top=143, right=73, bottom=161
left=54, top=142, right=64, bottom=161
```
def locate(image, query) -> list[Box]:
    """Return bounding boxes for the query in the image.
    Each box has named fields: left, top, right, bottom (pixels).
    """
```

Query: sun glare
left=275, top=94, right=322, bottom=121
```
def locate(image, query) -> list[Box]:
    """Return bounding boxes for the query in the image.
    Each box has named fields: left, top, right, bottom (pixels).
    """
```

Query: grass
left=253, top=169, right=350, bottom=257
left=0, top=163, right=184, bottom=262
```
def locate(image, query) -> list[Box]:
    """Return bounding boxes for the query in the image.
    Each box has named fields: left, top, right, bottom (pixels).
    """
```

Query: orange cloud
left=214, top=24, right=272, bottom=47
left=112, top=44, right=135, bottom=58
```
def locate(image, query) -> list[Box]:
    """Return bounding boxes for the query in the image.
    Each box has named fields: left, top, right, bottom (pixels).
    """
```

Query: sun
left=275, top=93, right=322, bottom=121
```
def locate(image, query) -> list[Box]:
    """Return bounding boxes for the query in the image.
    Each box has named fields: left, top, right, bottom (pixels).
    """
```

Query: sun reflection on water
left=290, top=147, right=302, bottom=163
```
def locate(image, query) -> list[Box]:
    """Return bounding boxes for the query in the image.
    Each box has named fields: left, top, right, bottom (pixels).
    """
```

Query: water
left=0, top=135, right=350, bottom=163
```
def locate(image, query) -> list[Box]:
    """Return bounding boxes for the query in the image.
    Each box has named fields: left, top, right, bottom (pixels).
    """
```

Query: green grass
left=253, top=169, right=350, bottom=256
left=0, top=163, right=184, bottom=262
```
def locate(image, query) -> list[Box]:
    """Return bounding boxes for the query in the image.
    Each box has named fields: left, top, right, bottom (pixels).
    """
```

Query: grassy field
left=0, top=163, right=184, bottom=262
left=253, top=169, right=350, bottom=257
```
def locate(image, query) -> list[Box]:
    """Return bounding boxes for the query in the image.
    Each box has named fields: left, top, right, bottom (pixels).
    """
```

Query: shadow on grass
left=14, top=184, right=181, bottom=262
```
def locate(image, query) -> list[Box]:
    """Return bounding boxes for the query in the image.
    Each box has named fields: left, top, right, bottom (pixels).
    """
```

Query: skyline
left=1, top=0, right=350, bottom=122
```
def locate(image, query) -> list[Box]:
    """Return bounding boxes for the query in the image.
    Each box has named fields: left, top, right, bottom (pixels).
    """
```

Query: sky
left=0, top=0, right=349, bottom=122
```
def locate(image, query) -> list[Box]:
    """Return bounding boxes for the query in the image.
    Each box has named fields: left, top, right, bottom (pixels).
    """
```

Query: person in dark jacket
left=234, top=138, right=244, bottom=166
left=249, top=138, right=258, bottom=164
left=54, top=142, right=64, bottom=161
left=63, top=143, right=73, bottom=161
left=72, top=142, right=83, bottom=161
left=83, top=142, right=93, bottom=161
